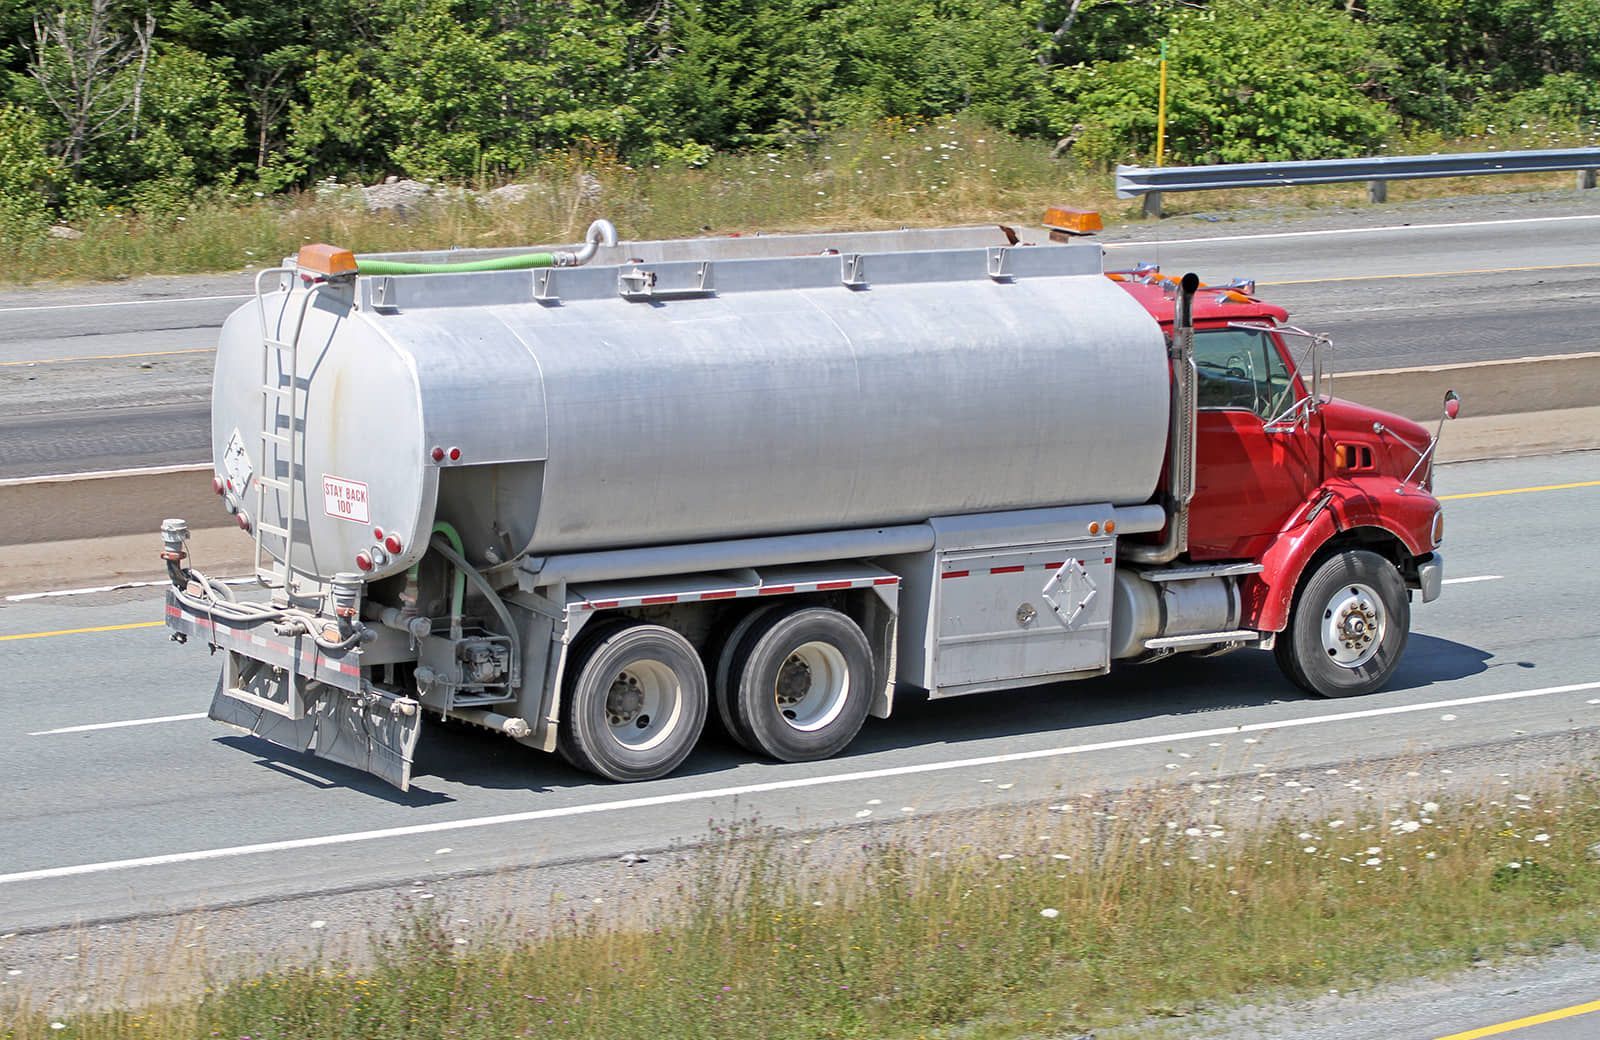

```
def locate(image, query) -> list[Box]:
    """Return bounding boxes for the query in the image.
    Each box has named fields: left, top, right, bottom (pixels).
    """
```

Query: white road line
left=3, top=679, right=1596, bottom=887
left=1101, top=212, right=1600, bottom=249
left=28, top=713, right=208, bottom=736
left=0, top=293, right=250, bottom=314
left=1441, top=575, right=1504, bottom=585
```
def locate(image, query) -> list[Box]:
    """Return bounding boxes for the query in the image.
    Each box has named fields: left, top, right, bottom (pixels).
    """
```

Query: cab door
left=1186, top=326, right=1320, bottom=560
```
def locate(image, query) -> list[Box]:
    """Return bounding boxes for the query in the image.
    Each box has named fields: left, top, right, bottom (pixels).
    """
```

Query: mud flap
left=208, top=668, right=423, bottom=791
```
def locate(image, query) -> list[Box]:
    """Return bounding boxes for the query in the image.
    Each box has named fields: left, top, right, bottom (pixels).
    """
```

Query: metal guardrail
left=1117, top=147, right=1600, bottom=216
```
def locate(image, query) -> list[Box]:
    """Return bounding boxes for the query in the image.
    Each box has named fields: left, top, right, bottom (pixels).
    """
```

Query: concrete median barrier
left=1330, top=351, right=1600, bottom=421
left=1, top=353, right=1596, bottom=596
left=0, top=463, right=224, bottom=547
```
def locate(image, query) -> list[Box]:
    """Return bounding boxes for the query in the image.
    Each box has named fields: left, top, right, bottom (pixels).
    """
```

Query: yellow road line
left=0, top=620, right=165, bottom=642
left=1432, top=997, right=1600, bottom=1040
left=0, top=346, right=215, bottom=368
left=1440, top=480, right=1600, bottom=500
left=1264, top=260, right=1600, bottom=287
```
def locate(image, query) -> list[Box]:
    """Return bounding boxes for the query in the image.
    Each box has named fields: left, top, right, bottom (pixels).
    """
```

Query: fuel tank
left=211, top=234, right=1170, bottom=581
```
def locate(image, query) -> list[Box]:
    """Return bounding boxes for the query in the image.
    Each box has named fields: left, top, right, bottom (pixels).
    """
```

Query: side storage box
left=883, top=504, right=1118, bottom=698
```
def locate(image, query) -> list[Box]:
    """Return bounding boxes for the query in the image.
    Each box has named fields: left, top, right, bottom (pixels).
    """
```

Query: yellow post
left=1156, top=39, right=1168, bottom=166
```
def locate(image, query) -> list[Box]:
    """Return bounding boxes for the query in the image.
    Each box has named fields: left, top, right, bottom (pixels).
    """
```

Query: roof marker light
left=431, top=446, right=445, bottom=462
left=296, top=243, right=358, bottom=277
left=448, top=447, right=461, bottom=461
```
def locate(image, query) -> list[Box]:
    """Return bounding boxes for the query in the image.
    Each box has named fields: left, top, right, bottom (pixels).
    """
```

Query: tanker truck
left=158, top=218, right=1451, bottom=790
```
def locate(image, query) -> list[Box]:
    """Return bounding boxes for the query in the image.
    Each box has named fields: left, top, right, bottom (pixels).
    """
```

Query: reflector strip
left=942, top=570, right=969, bottom=580
left=990, top=565, right=1025, bottom=575
left=573, top=574, right=900, bottom=612
left=165, top=604, right=360, bottom=676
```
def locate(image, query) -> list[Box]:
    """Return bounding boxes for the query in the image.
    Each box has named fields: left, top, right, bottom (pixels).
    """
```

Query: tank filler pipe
left=559, top=218, right=618, bottom=266
left=1122, top=271, right=1200, bottom=566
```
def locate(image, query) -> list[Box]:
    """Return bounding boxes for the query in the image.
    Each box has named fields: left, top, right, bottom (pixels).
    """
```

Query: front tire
left=724, top=606, right=874, bottom=762
left=558, top=622, right=708, bottom=781
left=1276, top=549, right=1409, bottom=698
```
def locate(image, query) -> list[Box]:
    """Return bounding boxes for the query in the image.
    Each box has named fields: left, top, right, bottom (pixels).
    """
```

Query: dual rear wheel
left=558, top=606, right=874, bottom=782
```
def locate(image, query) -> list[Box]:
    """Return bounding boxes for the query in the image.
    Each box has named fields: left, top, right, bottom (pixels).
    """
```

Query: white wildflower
left=1039, top=908, right=1060, bottom=919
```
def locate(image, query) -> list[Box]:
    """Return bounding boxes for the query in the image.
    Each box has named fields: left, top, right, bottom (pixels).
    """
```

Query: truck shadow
left=845, top=632, right=1497, bottom=759
left=395, top=631, right=1500, bottom=795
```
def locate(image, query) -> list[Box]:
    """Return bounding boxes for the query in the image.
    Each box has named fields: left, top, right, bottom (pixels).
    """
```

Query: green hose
left=407, top=521, right=468, bottom=635
left=355, top=253, right=556, bottom=275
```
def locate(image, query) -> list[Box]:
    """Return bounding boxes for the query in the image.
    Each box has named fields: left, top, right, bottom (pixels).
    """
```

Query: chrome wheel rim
left=605, top=660, right=683, bottom=752
left=1320, top=582, right=1386, bottom=668
left=773, top=641, right=850, bottom=732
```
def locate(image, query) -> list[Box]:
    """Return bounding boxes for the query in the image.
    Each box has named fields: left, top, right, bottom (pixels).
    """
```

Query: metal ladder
left=250, top=268, right=320, bottom=595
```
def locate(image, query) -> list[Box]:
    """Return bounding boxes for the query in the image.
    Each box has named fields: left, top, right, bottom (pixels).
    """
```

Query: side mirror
left=1443, top=389, right=1461, bottom=420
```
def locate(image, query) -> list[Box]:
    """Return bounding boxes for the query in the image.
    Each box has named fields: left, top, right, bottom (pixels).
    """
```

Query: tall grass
left=5, top=770, right=1599, bottom=1039
left=12, top=115, right=1599, bottom=286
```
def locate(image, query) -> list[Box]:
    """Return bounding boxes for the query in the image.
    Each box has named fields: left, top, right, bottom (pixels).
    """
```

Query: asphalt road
left=1, top=198, right=1597, bottom=478
left=2, top=450, right=1597, bottom=1038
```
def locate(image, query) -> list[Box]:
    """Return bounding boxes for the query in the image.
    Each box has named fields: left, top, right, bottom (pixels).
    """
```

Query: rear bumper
left=165, top=588, right=421, bottom=790
left=164, top=590, right=364, bottom=692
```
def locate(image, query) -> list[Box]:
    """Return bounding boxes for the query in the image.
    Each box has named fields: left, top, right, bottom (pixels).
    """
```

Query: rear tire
left=1276, top=549, right=1408, bottom=698
left=709, top=605, right=780, bottom=749
left=558, top=621, right=708, bottom=781
left=726, top=606, right=874, bottom=762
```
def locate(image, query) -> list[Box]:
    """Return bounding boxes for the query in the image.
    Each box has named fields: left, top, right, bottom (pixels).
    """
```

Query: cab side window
left=1193, top=328, right=1293, bottom=420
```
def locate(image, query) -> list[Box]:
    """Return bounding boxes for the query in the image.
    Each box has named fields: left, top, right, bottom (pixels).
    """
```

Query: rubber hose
left=355, top=253, right=556, bottom=276
left=429, top=535, right=521, bottom=688
left=426, top=521, right=468, bottom=628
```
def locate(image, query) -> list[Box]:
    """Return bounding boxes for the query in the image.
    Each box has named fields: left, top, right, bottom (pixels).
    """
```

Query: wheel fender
left=1243, top=482, right=1429, bottom=633
left=1243, top=506, right=1339, bottom=634
left=1325, top=476, right=1436, bottom=559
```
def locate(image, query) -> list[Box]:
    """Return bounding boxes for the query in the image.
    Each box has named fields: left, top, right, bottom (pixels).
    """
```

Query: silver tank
left=211, top=231, right=1170, bottom=582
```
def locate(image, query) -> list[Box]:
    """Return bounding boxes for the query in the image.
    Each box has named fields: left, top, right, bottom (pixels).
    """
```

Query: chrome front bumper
left=1416, top=552, right=1444, bottom=603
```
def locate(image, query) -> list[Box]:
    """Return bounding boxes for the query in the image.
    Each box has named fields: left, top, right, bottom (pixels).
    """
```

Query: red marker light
left=431, top=446, right=445, bottom=462
left=212, top=475, right=224, bottom=495
left=373, top=527, right=384, bottom=540
left=448, top=447, right=461, bottom=461
left=355, top=552, right=373, bottom=572
left=236, top=511, right=252, bottom=532
left=384, top=534, right=403, bottom=555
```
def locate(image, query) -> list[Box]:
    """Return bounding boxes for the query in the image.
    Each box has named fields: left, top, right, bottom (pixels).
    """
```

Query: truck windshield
left=1193, top=328, right=1294, bottom=421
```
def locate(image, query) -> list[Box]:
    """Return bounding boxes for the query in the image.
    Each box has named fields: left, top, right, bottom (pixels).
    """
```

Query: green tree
left=1058, top=0, right=1394, bottom=166
left=92, top=42, right=246, bottom=210
left=825, top=0, right=1053, bottom=135
left=657, top=0, right=838, bottom=148
left=0, top=102, right=64, bottom=237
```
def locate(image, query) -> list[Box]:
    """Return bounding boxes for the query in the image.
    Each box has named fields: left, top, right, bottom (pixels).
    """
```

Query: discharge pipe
left=1122, top=271, right=1200, bottom=566
left=355, top=218, right=618, bottom=275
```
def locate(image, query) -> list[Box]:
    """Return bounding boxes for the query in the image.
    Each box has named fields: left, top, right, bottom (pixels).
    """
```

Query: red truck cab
left=1113, top=272, right=1446, bottom=697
